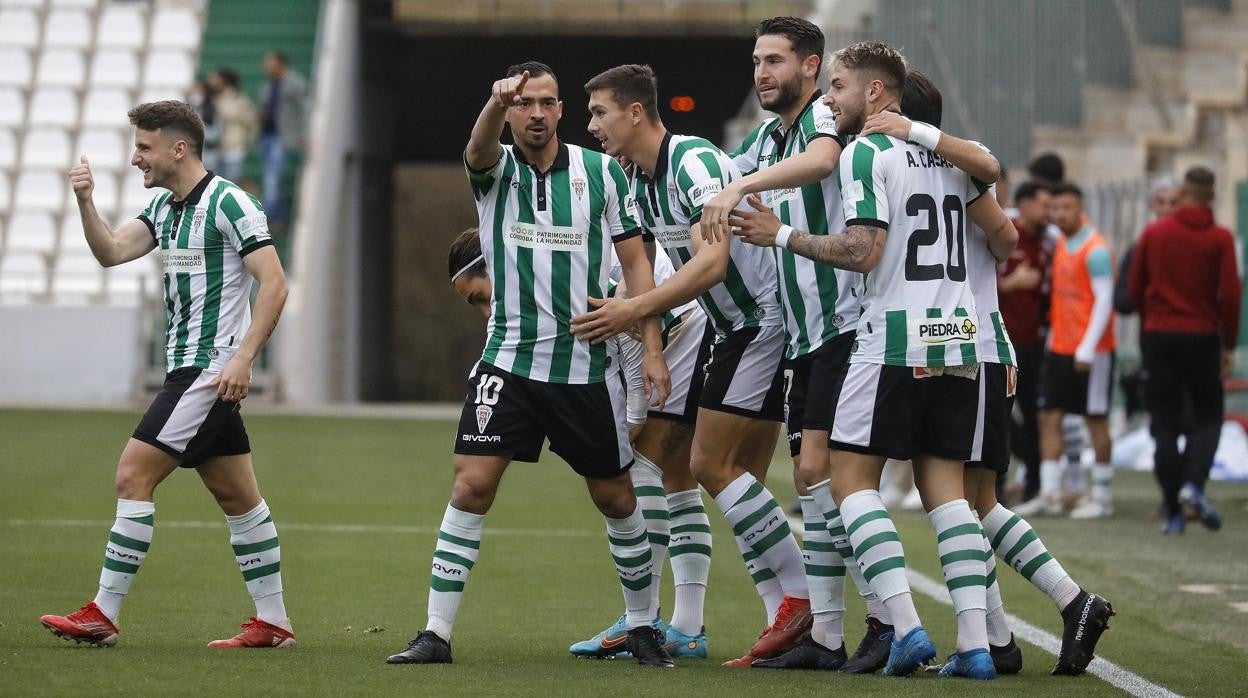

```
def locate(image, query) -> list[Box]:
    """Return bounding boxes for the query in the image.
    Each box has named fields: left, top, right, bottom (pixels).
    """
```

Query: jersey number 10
left=904, top=193, right=966, bottom=282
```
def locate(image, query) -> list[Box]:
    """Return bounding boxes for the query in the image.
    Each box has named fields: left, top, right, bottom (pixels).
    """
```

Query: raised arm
left=860, top=111, right=1000, bottom=184
left=966, top=188, right=1019, bottom=263
left=465, top=71, right=529, bottom=171
left=729, top=193, right=884, bottom=272
left=69, top=155, right=156, bottom=267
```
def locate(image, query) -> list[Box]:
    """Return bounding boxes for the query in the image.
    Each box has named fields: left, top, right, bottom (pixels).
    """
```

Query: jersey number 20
left=904, top=193, right=966, bottom=282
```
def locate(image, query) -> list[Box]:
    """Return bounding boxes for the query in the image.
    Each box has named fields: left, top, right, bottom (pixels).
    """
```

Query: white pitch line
left=7, top=515, right=1179, bottom=696
left=2, top=518, right=601, bottom=538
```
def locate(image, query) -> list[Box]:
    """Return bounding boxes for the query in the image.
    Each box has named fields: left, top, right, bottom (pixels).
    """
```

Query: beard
left=758, top=74, right=804, bottom=114
left=835, top=101, right=865, bottom=136
left=517, top=122, right=554, bottom=150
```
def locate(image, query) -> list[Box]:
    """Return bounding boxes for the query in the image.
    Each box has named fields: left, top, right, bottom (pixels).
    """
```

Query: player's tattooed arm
left=786, top=225, right=886, bottom=273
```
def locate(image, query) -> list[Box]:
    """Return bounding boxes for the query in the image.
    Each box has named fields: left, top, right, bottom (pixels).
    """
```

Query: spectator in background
left=1129, top=166, right=1241, bottom=535
left=259, top=50, right=309, bottom=229
left=1114, top=178, right=1178, bottom=315
left=188, top=76, right=219, bottom=172
left=998, top=181, right=1054, bottom=503
left=1028, top=152, right=1064, bottom=186
left=211, top=67, right=258, bottom=184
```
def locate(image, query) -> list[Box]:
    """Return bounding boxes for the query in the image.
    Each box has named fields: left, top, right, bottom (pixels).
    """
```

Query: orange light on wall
left=670, top=96, right=696, bottom=112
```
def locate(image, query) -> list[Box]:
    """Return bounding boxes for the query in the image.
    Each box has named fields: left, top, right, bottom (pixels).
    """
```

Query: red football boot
left=208, top=617, right=297, bottom=648
left=748, top=595, right=812, bottom=659
left=40, top=602, right=120, bottom=647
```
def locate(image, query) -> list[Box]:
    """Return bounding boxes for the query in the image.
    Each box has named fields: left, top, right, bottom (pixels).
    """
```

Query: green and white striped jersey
left=839, top=133, right=987, bottom=367
left=967, top=179, right=1016, bottom=366
left=731, top=93, right=863, bottom=359
left=467, top=142, right=640, bottom=384
left=138, top=172, right=272, bottom=373
left=631, top=132, right=780, bottom=334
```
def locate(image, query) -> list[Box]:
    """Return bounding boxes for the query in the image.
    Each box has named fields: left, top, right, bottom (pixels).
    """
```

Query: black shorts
left=966, top=362, right=1016, bottom=473
left=132, top=367, right=251, bottom=469
left=827, top=362, right=980, bottom=462
left=1037, top=351, right=1114, bottom=417
left=700, top=324, right=786, bottom=421
left=453, top=362, right=633, bottom=479
left=783, top=332, right=856, bottom=457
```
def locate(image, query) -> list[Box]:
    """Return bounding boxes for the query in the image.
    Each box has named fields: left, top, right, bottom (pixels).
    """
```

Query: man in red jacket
left=1129, top=166, right=1241, bottom=535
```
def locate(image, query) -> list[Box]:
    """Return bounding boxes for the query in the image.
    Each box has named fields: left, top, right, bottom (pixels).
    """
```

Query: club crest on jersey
left=913, top=316, right=977, bottom=344
left=191, top=208, right=207, bottom=236
left=475, top=405, right=493, bottom=433
left=572, top=177, right=586, bottom=200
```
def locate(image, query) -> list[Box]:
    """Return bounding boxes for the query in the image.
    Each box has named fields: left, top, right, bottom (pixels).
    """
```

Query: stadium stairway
left=1031, top=0, right=1248, bottom=225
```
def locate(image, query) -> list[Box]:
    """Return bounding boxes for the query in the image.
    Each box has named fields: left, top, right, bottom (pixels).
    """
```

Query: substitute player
left=872, top=71, right=1114, bottom=677
left=702, top=16, right=887, bottom=672
left=385, top=62, right=674, bottom=668
left=573, top=64, right=812, bottom=665
left=731, top=42, right=1013, bottom=679
left=40, top=101, right=295, bottom=649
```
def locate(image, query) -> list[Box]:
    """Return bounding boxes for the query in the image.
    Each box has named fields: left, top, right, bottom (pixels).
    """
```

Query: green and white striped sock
left=930, top=499, right=987, bottom=652
left=841, top=489, right=920, bottom=637
left=826, top=504, right=889, bottom=624
left=980, top=514, right=1011, bottom=646
left=666, top=488, right=711, bottom=636
left=800, top=489, right=845, bottom=650
left=427, top=504, right=483, bottom=641
left=714, top=472, right=808, bottom=603
left=226, top=500, right=287, bottom=627
left=1091, top=462, right=1113, bottom=504
left=94, top=498, right=155, bottom=622
left=605, top=505, right=654, bottom=629
left=982, top=503, right=1081, bottom=610
left=631, top=456, right=669, bottom=620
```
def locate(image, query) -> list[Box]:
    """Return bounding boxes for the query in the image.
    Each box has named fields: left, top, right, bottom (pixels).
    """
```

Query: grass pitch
left=2, top=407, right=1246, bottom=696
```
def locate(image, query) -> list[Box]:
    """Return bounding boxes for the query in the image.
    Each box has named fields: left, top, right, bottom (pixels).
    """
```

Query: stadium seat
left=142, top=49, right=192, bottom=89
left=150, top=7, right=200, bottom=50
left=119, top=171, right=161, bottom=213
left=28, top=87, right=79, bottom=128
left=5, top=211, right=57, bottom=253
left=0, top=250, right=48, bottom=297
left=52, top=250, right=104, bottom=299
left=20, top=127, right=71, bottom=168
left=75, top=127, right=128, bottom=172
left=57, top=214, right=90, bottom=253
left=105, top=255, right=155, bottom=304
left=81, top=87, right=132, bottom=128
left=97, top=4, right=147, bottom=50
left=0, top=8, right=41, bottom=48
left=48, top=0, right=97, bottom=8
left=138, top=86, right=186, bottom=104
left=90, top=49, right=140, bottom=90
left=0, top=127, right=15, bottom=168
left=0, top=47, right=33, bottom=87
left=0, top=0, right=46, bottom=8
left=36, top=49, right=85, bottom=88
left=14, top=170, right=65, bottom=211
left=42, top=9, right=92, bottom=49
left=86, top=169, right=119, bottom=217
left=0, top=86, right=26, bottom=127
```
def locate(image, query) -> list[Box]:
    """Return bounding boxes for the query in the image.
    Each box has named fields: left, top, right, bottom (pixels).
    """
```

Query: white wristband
left=775, top=224, right=794, bottom=249
left=910, top=120, right=943, bottom=151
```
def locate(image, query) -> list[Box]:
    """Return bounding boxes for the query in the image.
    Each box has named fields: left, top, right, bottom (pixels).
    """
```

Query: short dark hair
left=1183, top=165, right=1215, bottom=203
left=1050, top=181, right=1082, bottom=199
left=900, top=69, right=942, bottom=128
left=216, top=67, right=240, bottom=90
left=832, top=41, right=906, bottom=94
left=756, top=16, right=825, bottom=71
left=506, top=60, right=557, bottom=85
left=128, top=100, right=205, bottom=158
left=448, top=227, right=485, bottom=280
left=1028, top=153, right=1064, bottom=184
left=584, top=64, right=659, bottom=121
left=1014, top=180, right=1050, bottom=204
left=267, top=50, right=288, bottom=65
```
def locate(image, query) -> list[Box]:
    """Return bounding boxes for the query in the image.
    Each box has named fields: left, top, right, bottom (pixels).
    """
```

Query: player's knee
left=449, top=474, right=497, bottom=514
left=114, top=463, right=156, bottom=500
left=591, top=485, right=637, bottom=519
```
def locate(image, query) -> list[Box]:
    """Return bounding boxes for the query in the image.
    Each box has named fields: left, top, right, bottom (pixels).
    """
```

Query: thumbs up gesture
left=69, top=154, right=94, bottom=202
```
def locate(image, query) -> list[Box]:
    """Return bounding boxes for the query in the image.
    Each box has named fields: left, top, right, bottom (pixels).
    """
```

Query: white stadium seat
left=0, top=8, right=41, bottom=48
left=0, top=0, right=47, bottom=8
left=97, top=4, right=147, bottom=50
left=142, top=49, right=192, bottom=89
left=0, top=250, right=48, bottom=296
left=14, top=170, right=65, bottom=211
left=53, top=250, right=104, bottom=299
left=138, top=86, right=185, bottom=104
left=0, top=86, right=27, bottom=127
left=81, top=87, right=132, bottom=128
left=86, top=168, right=119, bottom=216
left=5, top=211, right=56, bottom=253
left=58, top=214, right=90, bottom=253
left=36, top=49, right=85, bottom=88
left=42, top=9, right=92, bottom=49
left=20, top=127, right=71, bottom=168
left=0, top=127, right=16, bottom=168
left=48, top=0, right=97, bottom=8
left=105, top=254, right=155, bottom=304
left=76, top=127, right=129, bottom=172
left=28, top=87, right=80, bottom=128
left=120, top=171, right=160, bottom=213
left=150, top=7, right=200, bottom=50
left=0, top=47, right=33, bottom=87
left=90, top=49, right=140, bottom=90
